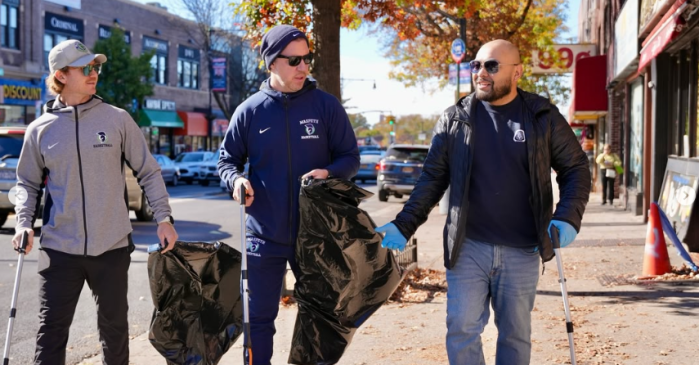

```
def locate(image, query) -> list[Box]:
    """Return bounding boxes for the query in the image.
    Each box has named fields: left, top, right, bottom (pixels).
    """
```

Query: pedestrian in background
left=376, top=39, right=591, bottom=365
left=218, top=24, right=360, bottom=365
left=13, top=39, right=178, bottom=364
left=596, top=143, right=622, bottom=205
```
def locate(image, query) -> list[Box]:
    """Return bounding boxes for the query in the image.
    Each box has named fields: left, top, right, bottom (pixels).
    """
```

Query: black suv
left=376, top=144, right=430, bottom=202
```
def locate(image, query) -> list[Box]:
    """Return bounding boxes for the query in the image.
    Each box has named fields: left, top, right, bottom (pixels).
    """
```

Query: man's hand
left=233, top=177, right=254, bottom=207
left=301, top=169, right=329, bottom=181
left=548, top=220, right=577, bottom=248
left=375, top=222, right=408, bottom=251
left=157, top=222, right=178, bottom=253
left=12, top=228, right=34, bottom=254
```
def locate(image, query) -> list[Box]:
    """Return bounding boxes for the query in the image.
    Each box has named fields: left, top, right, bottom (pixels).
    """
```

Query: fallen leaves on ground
left=389, top=268, right=447, bottom=303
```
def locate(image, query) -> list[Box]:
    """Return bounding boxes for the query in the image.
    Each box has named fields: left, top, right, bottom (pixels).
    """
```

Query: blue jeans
left=446, top=238, right=540, bottom=365
left=244, top=235, right=299, bottom=365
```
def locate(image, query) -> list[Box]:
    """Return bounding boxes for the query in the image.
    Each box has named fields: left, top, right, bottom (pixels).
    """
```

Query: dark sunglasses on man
left=72, top=64, right=102, bottom=76
left=277, top=52, right=314, bottom=67
left=469, top=59, right=519, bottom=75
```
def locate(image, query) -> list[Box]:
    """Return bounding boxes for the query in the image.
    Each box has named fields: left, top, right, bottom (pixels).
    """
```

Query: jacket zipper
left=74, top=107, right=89, bottom=256
left=284, top=96, right=294, bottom=244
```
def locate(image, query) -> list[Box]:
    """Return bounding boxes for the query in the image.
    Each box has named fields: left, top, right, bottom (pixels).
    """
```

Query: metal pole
left=550, top=226, right=577, bottom=365
left=239, top=185, right=252, bottom=364
left=3, top=231, right=29, bottom=365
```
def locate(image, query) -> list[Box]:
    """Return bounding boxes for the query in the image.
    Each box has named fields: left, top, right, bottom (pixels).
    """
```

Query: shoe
left=609, top=201, right=614, bottom=206
left=601, top=201, right=607, bottom=205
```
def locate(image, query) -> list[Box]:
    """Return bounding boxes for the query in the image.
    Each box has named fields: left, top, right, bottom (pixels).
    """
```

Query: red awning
left=638, top=2, right=688, bottom=72
left=212, top=119, right=229, bottom=136
left=175, top=111, right=208, bottom=136
left=569, top=55, right=607, bottom=122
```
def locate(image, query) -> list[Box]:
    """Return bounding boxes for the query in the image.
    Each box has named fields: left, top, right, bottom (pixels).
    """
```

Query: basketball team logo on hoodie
left=300, top=118, right=319, bottom=140
left=94, top=132, right=113, bottom=148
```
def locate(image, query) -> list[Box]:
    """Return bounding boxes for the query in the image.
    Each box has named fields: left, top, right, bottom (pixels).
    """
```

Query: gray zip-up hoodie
left=15, top=96, right=171, bottom=256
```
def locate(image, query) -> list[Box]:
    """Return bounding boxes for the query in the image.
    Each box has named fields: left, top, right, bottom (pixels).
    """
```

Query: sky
left=135, top=0, right=580, bottom=125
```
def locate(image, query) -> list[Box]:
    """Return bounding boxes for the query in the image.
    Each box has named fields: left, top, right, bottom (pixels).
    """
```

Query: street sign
left=451, top=38, right=466, bottom=63
left=448, top=63, right=471, bottom=87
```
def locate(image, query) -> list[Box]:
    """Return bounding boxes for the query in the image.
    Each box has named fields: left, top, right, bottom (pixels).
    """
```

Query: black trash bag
left=147, top=241, right=243, bottom=365
left=289, top=179, right=403, bottom=365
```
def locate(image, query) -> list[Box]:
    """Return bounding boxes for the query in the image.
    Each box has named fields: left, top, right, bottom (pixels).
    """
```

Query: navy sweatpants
left=244, top=235, right=299, bottom=365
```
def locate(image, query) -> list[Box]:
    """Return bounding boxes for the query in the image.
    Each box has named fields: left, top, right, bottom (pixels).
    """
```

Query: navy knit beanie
left=260, top=25, right=309, bottom=70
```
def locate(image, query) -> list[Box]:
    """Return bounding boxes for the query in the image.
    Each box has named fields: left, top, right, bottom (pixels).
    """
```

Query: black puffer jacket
left=393, top=89, right=590, bottom=269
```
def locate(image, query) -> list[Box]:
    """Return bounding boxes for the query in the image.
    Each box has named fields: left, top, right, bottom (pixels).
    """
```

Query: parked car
left=173, top=151, right=215, bottom=184
left=376, top=144, right=430, bottom=202
left=153, top=154, right=180, bottom=186
left=198, top=153, right=220, bottom=186
left=0, top=126, right=153, bottom=226
left=353, top=153, right=382, bottom=183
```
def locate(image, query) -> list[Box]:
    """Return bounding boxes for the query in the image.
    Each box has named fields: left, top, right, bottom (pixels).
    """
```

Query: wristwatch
left=157, top=215, right=175, bottom=225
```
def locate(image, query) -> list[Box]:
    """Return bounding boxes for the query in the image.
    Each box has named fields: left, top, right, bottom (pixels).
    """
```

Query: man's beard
left=475, top=78, right=512, bottom=103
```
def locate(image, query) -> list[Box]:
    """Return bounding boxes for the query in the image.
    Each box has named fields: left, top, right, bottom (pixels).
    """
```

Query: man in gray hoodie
left=11, top=39, right=178, bottom=364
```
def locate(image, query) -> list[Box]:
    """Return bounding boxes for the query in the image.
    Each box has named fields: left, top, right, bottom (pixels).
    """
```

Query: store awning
left=638, top=2, right=688, bottom=72
left=138, top=109, right=184, bottom=128
left=212, top=118, right=229, bottom=137
left=569, top=55, right=607, bottom=122
left=174, top=111, right=208, bottom=136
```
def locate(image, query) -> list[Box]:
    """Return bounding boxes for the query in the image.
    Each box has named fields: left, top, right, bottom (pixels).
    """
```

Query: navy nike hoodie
left=218, top=78, right=360, bottom=245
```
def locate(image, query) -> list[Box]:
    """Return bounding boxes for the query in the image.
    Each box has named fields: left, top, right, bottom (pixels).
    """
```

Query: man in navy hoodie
left=218, top=25, right=360, bottom=365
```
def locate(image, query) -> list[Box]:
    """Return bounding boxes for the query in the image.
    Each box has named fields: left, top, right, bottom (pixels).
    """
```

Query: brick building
left=0, top=0, right=244, bottom=157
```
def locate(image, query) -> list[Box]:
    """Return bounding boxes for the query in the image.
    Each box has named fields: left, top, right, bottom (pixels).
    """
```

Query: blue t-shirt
left=464, top=97, right=539, bottom=247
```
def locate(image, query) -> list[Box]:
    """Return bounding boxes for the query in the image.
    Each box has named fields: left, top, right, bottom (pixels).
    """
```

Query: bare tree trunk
left=310, top=0, right=341, bottom=100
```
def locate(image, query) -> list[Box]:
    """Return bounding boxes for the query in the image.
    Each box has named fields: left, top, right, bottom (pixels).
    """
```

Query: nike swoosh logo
left=259, top=127, right=271, bottom=134
left=48, top=143, right=59, bottom=149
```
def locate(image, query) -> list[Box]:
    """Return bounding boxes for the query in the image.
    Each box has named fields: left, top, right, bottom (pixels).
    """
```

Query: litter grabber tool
left=551, top=225, right=577, bottom=365
left=3, top=230, right=29, bottom=365
left=239, top=184, right=253, bottom=365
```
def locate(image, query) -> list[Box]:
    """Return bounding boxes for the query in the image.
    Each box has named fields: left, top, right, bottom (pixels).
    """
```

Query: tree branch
left=506, top=0, right=533, bottom=39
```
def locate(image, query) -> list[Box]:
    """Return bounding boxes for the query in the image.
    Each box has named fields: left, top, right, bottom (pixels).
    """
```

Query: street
left=0, top=181, right=402, bottom=365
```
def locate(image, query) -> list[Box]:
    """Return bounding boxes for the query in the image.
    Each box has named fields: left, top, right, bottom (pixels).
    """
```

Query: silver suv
left=0, top=126, right=152, bottom=227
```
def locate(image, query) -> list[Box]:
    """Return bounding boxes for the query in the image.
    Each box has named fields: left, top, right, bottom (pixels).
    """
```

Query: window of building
left=144, top=37, right=168, bottom=85
left=1, top=2, right=19, bottom=49
left=177, top=46, right=200, bottom=89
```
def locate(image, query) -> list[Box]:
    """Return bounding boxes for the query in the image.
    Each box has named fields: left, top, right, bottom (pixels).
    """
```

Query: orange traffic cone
left=642, top=203, right=672, bottom=277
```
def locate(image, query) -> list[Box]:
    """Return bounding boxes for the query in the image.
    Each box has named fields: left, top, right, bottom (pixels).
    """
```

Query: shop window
left=1, top=3, right=19, bottom=49
left=43, top=33, right=71, bottom=68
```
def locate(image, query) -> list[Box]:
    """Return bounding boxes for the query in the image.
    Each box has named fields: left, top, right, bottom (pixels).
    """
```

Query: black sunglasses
left=469, top=59, right=519, bottom=75
left=72, top=64, right=102, bottom=76
left=277, top=53, right=313, bottom=67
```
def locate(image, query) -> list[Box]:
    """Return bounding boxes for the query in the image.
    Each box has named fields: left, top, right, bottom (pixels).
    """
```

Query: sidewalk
left=82, top=185, right=699, bottom=365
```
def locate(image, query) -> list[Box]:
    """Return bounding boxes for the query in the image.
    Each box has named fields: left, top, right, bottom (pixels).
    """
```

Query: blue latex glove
left=548, top=220, right=577, bottom=248
left=375, top=223, right=408, bottom=251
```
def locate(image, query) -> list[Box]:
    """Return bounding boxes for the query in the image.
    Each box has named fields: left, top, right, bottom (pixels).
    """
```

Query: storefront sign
left=45, top=0, right=81, bottom=9
left=614, top=0, right=640, bottom=78
left=0, top=79, right=43, bottom=106
left=143, top=37, right=168, bottom=53
left=98, top=25, right=131, bottom=44
left=45, top=12, right=84, bottom=37
left=531, top=44, right=597, bottom=74
left=178, top=46, right=200, bottom=61
left=211, top=58, right=227, bottom=92
left=638, top=3, right=687, bottom=71
left=144, top=98, right=176, bottom=111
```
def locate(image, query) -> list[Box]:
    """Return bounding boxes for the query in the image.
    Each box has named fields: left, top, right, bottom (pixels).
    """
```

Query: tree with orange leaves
left=234, top=0, right=569, bottom=104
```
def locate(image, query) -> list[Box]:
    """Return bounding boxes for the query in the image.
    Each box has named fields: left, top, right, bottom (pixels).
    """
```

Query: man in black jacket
left=376, top=40, right=590, bottom=364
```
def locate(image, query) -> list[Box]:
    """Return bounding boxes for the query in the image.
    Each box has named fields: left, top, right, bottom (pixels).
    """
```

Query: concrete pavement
left=80, top=181, right=699, bottom=365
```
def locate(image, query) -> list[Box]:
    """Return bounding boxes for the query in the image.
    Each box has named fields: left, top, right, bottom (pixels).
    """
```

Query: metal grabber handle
left=551, top=225, right=577, bottom=365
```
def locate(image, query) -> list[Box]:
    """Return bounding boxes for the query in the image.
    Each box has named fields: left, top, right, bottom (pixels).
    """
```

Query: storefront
left=0, top=78, right=43, bottom=126
left=639, top=0, right=699, bottom=249
left=138, top=98, right=184, bottom=158
left=610, top=0, right=645, bottom=216
left=174, top=111, right=208, bottom=155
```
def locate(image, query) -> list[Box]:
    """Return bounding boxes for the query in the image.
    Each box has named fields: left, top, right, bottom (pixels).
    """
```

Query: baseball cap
left=49, top=39, right=108, bottom=74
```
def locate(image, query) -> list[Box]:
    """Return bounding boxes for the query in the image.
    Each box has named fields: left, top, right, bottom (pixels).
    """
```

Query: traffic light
left=389, top=131, right=395, bottom=136
left=389, top=119, right=394, bottom=125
